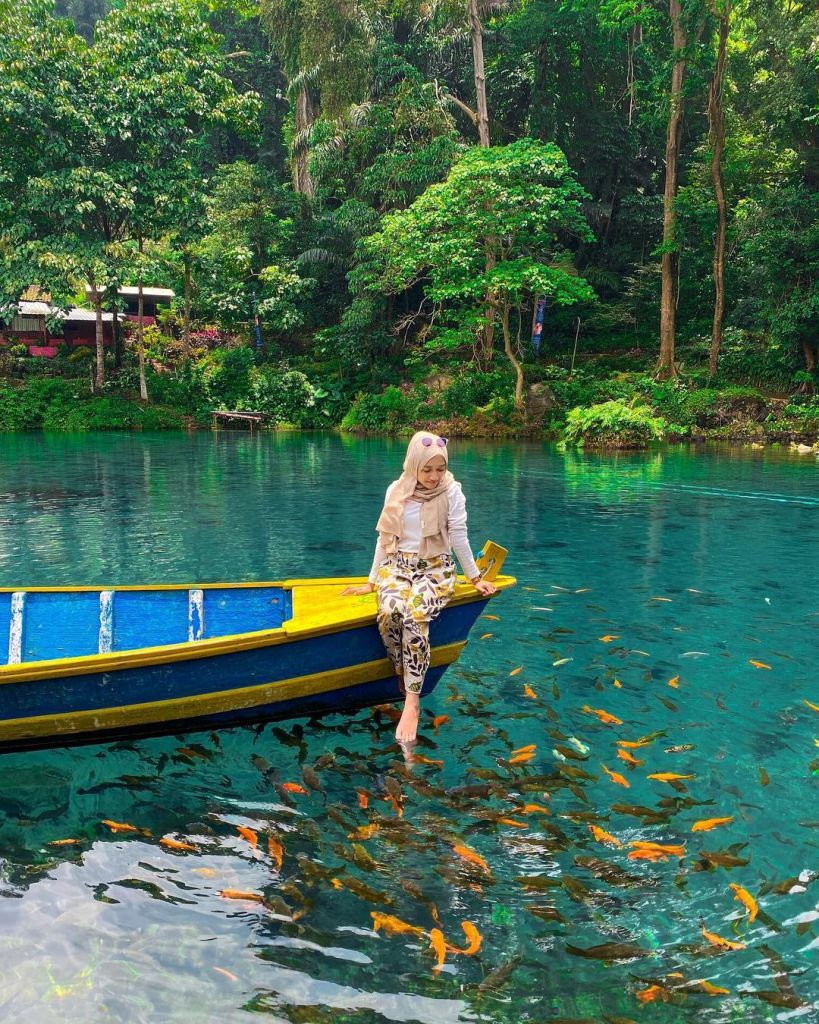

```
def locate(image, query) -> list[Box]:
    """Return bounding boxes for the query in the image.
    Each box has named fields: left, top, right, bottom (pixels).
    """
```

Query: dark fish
left=384, top=776, right=403, bottom=804
left=302, top=765, right=325, bottom=794
left=554, top=745, right=589, bottom=762
left=251, top=755, right=271, bottom=773
left=566, top=942, right=651, bottom=961
left=477, top=956, right=521, bottom=992
left=338, top=875, right=394, bottom=906
left=515, top=875, right=561, bottom=892
left=657, top=696, right=678, bottom=712
left=611, top=804, right=672, bottom=824
left=446, top=783, right=495, bottom=800
left=574, top=856, right=648, bottom=888
left=526, top=905, right=569, bottom=924
left=326, top=805, right=355, bottom=830
left=693, top=846, right=751, bottom=871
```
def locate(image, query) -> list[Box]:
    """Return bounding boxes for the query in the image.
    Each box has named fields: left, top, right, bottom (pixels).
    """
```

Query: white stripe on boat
left=188, top=589, right=204, bottom=641
left=8, top=592, right=25, bottom=664
left=99, top=591, right=114, bottom=654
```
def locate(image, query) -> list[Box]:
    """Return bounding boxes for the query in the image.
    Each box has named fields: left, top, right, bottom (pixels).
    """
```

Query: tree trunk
left=89, top=274, right=105, bottom=393
left=112, top=305, right=122, bottom=369
left=183, top=253, right=192, bottom=358
left=293, top=85, right=315, bottom=198
left=501, top=302, right=525, bottom=409
left=468, top=0, right=490, bottom=148
left=137, top=236, right=148, bottom=402
left=657, top=0, right=688, bottom=380
left=468, top=0, right=495, bottom=369
left=707, top=0, right=730, bottom=378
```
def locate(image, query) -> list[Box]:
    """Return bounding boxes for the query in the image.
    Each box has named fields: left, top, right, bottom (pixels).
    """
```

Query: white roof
left=17, top=300, right=114, bottom=322
left=85, top=285, right=175, bottom=300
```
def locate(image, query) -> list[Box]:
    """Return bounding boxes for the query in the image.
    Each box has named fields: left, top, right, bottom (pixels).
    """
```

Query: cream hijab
left=376, top=431, right=454, bottom=557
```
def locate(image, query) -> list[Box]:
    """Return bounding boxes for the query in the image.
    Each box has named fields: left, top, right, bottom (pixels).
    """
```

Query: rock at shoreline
left=525, top=382, right=560, bottom=418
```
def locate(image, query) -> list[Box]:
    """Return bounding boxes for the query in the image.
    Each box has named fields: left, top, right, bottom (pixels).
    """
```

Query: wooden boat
left=0, top=542, right=513, bottom=751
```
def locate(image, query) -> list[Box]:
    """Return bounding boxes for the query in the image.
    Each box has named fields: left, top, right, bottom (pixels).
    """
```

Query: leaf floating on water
left=692, top=816, right=734, bottom=832
left=749, top=660, right=772, bottom=670
left=582, top=705, right=623, bottom=726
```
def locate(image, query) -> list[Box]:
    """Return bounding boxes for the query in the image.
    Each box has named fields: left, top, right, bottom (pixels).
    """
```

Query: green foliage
left=564, top=399, right=667, bottom=449
left=341, top=385, right=413, bottom=433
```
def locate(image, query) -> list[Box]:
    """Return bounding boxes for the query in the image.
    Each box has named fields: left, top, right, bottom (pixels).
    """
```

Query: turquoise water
left=0, top=432, right=817, bottom=1022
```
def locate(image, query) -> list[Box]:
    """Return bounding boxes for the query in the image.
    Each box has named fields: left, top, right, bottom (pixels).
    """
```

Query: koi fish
left=371, top=912, right=425, bottom=937
left=159, top=837, right=198, bottom=853
left=280, top=782, right=308, bottom=795
left=553, top=658, right=573, bottom=666
left=455, top=921, right=482, bottom=955
left=267, top=835, right=284, bottom=870
left=509, top=667, right=523, bottom=676
left=628, top=848, right=675, bottom=862
left=729, top=883, right=758, bottom=922
left=481, top=614, right=500, bottom=621
left=432, top=715, right=449, bottom=731
left=602, top=765, right=630, bottom=788
left=523, top=685, right=538, bottom=699
left=428, top=928, right=447, bottom=971
left=479, top=633, right=493, bottom=639
left=357, top=789, right=369, bottom=809
left=749, top=660, right=772, bottom=670
left=497, top=817, right=528, bottom=828
left=668, top=676, right=680, bottom=688
left=636, top=984, right=669, bottom=1003
left=511, top=744, right=537, bottom=755
left=630, top=841, right=685, bottom=856
left=588, top=824, right=622, bottom=847
left=452, top=843, right=491, bottom=873
left=599, top=635, right=620, bottom=643
left=101, top=819, right=151, bottom=836
left=520, top=803, right=551, bottom=815
left=617, top=749, right=643, bottom=768
left=582, top=706, right=623, bottom=726
left=647, top=772, right=695, bottom=783
left=804, top=699, right=819, bottom=712
left=236, top=825, right=258, bottom=849
left=411, top=754, right=444, bottom=767
left=47, top=838, right=81, bottom=846
left=700, top=921, right=746, bottom=951
left=612, top=678, right=623, bottom=688
left=692, top=816, right=734, bottom=832
left=212, top=967, right=239, bottom=982
left=218, top=889, right=265, bottom=904
left=509, top=750, right=535, bottom=764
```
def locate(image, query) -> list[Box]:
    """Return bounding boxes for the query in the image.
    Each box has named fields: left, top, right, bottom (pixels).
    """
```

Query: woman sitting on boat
left=343, top=431, right=496, bottom=744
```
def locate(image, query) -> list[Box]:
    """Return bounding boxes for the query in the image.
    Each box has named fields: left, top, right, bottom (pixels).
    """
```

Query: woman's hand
left=341, top=583, right=375, bottom=596
left=471, top=578, right=497, bottom=596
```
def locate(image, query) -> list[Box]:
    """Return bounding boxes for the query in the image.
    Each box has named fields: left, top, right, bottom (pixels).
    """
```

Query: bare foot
left=396, top=693, right=420, bottom=745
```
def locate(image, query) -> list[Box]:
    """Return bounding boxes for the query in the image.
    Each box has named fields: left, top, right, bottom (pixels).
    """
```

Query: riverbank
left=0, top=369, right=817, bottom=448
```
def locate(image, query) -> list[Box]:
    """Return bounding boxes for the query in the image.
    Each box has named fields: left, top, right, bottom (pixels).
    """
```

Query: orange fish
left=647, top=772, right=695, bottom=783
left=628, top=848, right=675, bottom=862
left=159, top=836, right=198, bottom=853
left=636, top=984, right=669, bottom=1004
left=432, top=715, right=449, bottom=732
left=212, top=966, right=239, bottom=982
left=695, top=979, right=730, bottom=996
left=729, top=883, right=758, bottom=923
left=236, top=825, right=258, bottom=849
left=630, top=841, right=685, bottom=856
left=348, top=824, right=379, bottom=841
left=357, top=789, right=369, bottom=810
left=481, top=614, right=500, bottom=621
left=479, top=633, right=493, bottom=639
left=668, top=676, right=680, bottom=688
left=582, top=705, right=623, bottom=726
left=280, top=782, right=308, bottom=794
left=612, top=678, right=623, bottom=688
left=497, top=817, right=528, bottom=828
left=509, top=750, right=535, bottom=764
left=371, top=912, right=425, bottom=937
left=804, top=699, right=819, bottom=712
left=267, top=835, right=284, bottom=870
left=47, top=838, right=81, bottom=846
left=452, top=843, right=491, bottom=874
left=218, top=889, right=265, bottom=904
left=176, top=746, right=209, bottom=760
left=520, top=803, right=551, bottom=815
left=700, top=922, right=746, bottom=951
left=511, top=744, right=537, bottom=755
left=599, top=634, right=620, bottom=643
left=601, top=764, right=630, bottom=787
left=101, top=819, right=151, bottom=836
left=617, top=748, right=643, bottom=768
left=749, top=660, right=771, bottom=670
left=509, top=666, right=523, bottom=677
left=429, top=927, right=447, bottom=971
left=589, top=824, right=622, bottom=847
left=523, top=684, right=537, bottom=699
left=691, top=816, right=733, bottom=832
left=411, top=754, right=444, bottom=767
left=617, top=737, right=654, bottom=749
left=445, top=921, right=483, bottom=955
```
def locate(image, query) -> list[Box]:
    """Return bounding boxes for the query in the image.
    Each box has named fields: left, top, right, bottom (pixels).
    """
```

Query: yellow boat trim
left=0, top=641, right=466, bottom=742
left=0, top=575, right=515, bottom=686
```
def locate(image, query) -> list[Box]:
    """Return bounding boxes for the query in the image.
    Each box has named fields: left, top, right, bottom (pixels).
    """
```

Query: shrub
left=9, top=343, right=29, bottom=358
left=564, top=399, right=666, bottom=448
left=341, top=385, right=413, bottom=432
left=250, top=367, right=317, bottom=425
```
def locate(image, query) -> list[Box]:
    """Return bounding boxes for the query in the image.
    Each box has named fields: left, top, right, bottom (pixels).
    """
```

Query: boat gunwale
left=0, top=575, right=515, bottom=685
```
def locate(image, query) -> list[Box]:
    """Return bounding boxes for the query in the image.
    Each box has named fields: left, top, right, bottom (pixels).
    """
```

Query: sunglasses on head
left=421, top=436, right=448, bottom=447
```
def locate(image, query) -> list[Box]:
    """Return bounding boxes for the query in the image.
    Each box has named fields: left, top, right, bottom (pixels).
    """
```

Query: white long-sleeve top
left=368, top=481, right=480, bottom=584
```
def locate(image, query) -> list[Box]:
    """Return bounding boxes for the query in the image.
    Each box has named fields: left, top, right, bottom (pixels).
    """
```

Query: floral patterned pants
left=375, top=551, right=457, bottom=695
